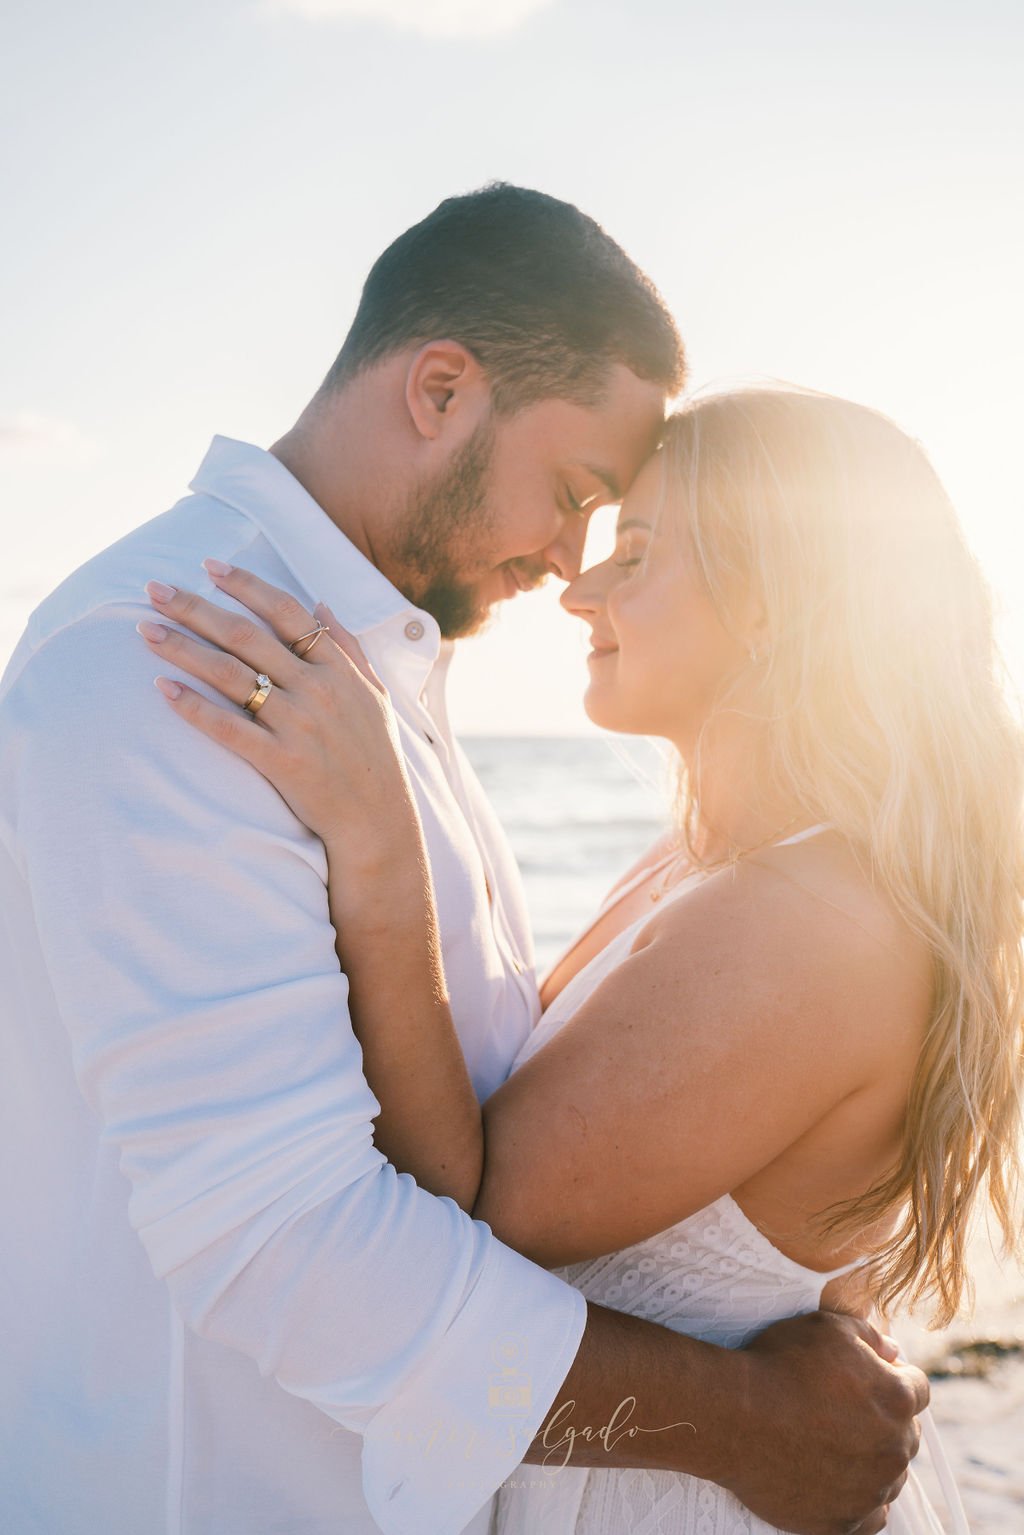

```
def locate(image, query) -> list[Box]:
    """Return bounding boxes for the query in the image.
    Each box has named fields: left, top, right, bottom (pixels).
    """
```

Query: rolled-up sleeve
left=4, top=603, right=587, bottom=1535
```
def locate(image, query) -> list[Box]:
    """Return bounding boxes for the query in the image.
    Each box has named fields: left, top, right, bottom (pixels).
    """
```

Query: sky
left=3, top=0, right=1022, bottom=734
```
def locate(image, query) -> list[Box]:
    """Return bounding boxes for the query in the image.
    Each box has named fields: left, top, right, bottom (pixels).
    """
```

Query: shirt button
left=404, top=620, right=424, bottom=642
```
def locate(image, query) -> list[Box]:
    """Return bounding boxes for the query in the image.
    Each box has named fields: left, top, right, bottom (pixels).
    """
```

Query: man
left=0, top=184, right=925, bottom=1535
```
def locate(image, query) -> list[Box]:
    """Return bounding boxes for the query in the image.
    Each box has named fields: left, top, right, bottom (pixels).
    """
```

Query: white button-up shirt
left=0, top=437, right=587, bottom=1535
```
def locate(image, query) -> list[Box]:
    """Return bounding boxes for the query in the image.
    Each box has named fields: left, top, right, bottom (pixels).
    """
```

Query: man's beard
left=387, top=418, right=501, bottom=639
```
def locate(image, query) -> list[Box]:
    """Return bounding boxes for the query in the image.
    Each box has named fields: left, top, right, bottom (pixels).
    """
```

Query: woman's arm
left=322, top=818, right=484, bottom=1209
left=331, top=820, right=907, bottom=1269
left=472, top=859, right=917, bottom=1265
left=141, top=566, right=921, bottom=1271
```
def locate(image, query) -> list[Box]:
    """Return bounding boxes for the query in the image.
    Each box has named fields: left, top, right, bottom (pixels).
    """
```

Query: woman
left=139, top=386, right=1022, bottom=1532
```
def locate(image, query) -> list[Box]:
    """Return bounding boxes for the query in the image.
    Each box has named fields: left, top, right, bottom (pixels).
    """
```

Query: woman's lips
left=588, top=641, right=619, bottom=661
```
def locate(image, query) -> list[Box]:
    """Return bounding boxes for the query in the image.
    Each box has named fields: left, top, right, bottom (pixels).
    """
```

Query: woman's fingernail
left=154, top=676, right=182, bottom=699
left=145, top=580, right=176, bottom=603
left=202, top=557, right=233, bottom=578
left=137, top=619, right=168, bottom=643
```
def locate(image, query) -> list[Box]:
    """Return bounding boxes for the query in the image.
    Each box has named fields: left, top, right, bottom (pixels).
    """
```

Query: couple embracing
left=2, top=183, right=1020, bottom=1535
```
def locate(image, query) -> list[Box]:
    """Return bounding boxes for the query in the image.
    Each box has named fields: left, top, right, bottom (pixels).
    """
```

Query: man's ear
left=404, top=341, right=488, bottom=441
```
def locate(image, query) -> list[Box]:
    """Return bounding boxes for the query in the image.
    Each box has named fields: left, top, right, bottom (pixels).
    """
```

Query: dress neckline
left=716, top=1192, right=869, bottom=1283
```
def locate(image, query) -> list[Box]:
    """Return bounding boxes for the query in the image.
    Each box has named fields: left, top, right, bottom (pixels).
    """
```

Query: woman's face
left=560, top=451, right=760, bottom=745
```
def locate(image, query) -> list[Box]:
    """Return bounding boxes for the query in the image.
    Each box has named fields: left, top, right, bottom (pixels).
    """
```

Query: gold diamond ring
left=243, top=673, right=273, bottom=714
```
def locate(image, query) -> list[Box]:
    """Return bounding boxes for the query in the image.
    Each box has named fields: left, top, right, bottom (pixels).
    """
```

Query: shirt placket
left=370, top=619, right=535, bottom=1005
left=418, top=656, right=534, bottom=990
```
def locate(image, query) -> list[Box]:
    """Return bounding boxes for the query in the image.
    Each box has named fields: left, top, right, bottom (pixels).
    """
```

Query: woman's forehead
left=615, top=448, right=677, bottom=531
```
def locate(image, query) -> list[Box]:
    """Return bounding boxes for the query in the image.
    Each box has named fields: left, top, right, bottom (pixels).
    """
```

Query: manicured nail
left=145, top=580, right=176, bottom=603
left=154, top=676, right=182, bottom=699
left=137, top=619, right=168, bottom=643
left=202, top=558, right=233, bottom=578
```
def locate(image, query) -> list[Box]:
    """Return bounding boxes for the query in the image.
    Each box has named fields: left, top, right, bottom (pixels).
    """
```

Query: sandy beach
left=912, top=1355, right=1024, bottom=1532
left=886, top=1228, right=1024, bottom=1531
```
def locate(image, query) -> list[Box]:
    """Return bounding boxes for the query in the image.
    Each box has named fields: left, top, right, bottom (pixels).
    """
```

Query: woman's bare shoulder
left=635, top=831, right=934, bottom=1070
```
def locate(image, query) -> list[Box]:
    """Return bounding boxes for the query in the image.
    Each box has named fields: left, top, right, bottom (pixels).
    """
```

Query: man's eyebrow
left=579, top=463, right=622, bottom=500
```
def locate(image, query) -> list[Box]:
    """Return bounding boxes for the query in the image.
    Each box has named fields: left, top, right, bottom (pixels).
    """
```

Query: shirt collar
left=188, top=436, right=442, bottom=664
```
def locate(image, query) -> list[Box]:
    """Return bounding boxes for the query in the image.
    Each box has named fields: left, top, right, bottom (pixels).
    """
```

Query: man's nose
left=542, top=515, right=589, bottom=582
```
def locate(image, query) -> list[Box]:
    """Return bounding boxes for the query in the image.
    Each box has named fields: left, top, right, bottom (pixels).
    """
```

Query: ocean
left=463, top=733, right=669, bottom=974
left=464, top=734, right=1024, bottom=1531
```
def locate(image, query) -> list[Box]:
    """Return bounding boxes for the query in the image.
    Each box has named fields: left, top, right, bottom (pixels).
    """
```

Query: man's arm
left=520, top=1303, right=923, bottom=1535
left=2, top=603, right=589, bottom=1535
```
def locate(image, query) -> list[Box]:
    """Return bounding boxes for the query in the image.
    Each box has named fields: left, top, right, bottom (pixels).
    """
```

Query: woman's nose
left=560, top=565, right=604, bottom=619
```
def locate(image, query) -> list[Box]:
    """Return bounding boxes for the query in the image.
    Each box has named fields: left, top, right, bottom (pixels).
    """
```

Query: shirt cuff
left=361, top=1230, right=588, bottom=1535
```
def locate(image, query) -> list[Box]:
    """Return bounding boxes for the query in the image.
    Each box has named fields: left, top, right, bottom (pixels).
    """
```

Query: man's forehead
left=600, top=375, right=668, bottom=474
left=558, top=378, right=666, bottom=485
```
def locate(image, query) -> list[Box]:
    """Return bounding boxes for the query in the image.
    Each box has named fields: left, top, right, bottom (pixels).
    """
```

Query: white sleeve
left=6, top=603, right=588, bottom=1535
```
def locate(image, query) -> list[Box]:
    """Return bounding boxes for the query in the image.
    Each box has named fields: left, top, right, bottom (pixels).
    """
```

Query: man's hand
left=722, top=1310, right=928, bottom=1535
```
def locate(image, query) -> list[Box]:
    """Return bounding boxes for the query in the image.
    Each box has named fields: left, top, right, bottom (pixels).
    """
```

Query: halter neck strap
left=772, top=821, right=833, bottom=847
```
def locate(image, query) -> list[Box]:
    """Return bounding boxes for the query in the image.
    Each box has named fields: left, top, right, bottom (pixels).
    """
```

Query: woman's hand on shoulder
left=138, top=562, right=413, bottom=852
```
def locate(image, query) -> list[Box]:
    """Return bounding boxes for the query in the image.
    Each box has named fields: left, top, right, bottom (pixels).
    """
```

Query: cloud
left=0, top=412, right=102, bottom=464
left=266, top=0, right=555, bottom=39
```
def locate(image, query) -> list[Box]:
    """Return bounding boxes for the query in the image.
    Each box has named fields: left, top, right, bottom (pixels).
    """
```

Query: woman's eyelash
left=614, top=557, right=643, bottom=569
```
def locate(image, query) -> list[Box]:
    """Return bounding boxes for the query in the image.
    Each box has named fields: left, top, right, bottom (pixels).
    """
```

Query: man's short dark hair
left=322, top=183, right=685, bottom=412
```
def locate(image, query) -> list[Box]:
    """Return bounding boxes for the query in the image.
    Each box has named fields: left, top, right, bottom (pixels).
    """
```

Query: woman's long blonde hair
left=661, top=386, right=1024, bottom=1327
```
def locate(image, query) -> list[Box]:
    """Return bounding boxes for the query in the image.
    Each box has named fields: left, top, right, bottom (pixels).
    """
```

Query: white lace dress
left=490, top=826, right=968, bottom=1535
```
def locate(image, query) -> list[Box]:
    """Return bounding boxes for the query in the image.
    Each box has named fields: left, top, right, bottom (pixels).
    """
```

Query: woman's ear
left=404, top=341, right=488, bottom=442
left=743, top=600, right=772, bottom=665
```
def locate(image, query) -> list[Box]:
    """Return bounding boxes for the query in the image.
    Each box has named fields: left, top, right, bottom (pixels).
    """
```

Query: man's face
left=386, top=364, right=667, bottom=637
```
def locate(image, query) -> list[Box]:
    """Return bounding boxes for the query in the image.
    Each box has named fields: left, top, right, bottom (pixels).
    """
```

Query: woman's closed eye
left=613, top=527, right=650, bottom=570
